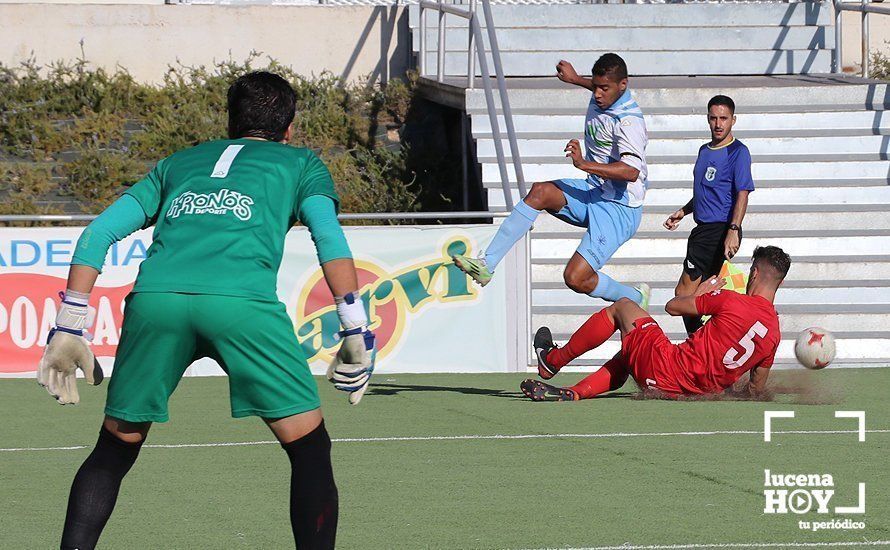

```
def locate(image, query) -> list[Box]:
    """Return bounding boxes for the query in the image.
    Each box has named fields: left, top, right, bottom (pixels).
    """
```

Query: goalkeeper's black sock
left=281, top=420, right=338, bottom=549
left=60, top=426, right=143, bottom=550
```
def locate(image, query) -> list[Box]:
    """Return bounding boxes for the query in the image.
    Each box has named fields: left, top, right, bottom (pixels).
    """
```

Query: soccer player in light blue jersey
left=453, top=53, right=651, bottom=378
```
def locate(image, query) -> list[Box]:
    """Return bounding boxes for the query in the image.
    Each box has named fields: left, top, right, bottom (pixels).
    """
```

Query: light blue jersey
left=584, top=89, right=649, bottom=207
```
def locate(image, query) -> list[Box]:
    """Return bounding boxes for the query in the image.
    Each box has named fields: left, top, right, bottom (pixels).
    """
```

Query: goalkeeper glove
left=37, top=290, right=104, bottom=405
left=326, top=291, right=376, bottom=405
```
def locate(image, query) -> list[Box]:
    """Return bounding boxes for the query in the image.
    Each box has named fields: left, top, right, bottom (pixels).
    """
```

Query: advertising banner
left=0, top=225, right=507, bottom=376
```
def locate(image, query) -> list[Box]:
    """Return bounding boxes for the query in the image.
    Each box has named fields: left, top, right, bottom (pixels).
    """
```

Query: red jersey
left=672, top=290, right=781, bottom=394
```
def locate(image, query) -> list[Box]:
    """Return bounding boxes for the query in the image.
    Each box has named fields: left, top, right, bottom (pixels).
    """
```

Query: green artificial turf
left=1, top=368, right=888, bottom=549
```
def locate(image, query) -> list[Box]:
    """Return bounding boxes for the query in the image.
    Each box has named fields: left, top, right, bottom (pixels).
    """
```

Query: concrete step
left=541, top=330, right=890, bottom=365
left=532, top=230, right=890, bottom=245
left=530, top=256, right=890, bottom=285
left=544, top=329, right=890, bottom=342
left=525, top=329, right=890, bottom=365
left=410, top=3, right=832, bottom=29
left=483, top=153, right=889, bottom=166
left=472, top=112, right=890, bottom=139
left=482, top=167, right=890, bottom=204
left=475, top=135, right=890, bottom=161
left=533, top=308, right=890, bottom=335
left=528, top=207, right=890, bottom=233
left=481, top=160, right=890, bottom=187
left=530, top=234, right=890, bottom=260
left=532, top=279, right=890, bottom=290
left=533, top=287, right=890, bottom=308
left=465, top=83, right=890, bottom=114
left=487, top=186, right=890, bottom=210
left=426, top=50, right=834, bottom=77
left=482, top=179, right=889, bottom=190
left=412, top=26, right=833, bottom=53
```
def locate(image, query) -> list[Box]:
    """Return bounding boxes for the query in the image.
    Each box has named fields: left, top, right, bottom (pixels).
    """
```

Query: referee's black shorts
left=683, top=222, right=742, bottom=281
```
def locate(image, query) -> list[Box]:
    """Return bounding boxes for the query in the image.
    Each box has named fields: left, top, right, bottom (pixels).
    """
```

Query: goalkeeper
left=37, top=71, right=373, bottom=549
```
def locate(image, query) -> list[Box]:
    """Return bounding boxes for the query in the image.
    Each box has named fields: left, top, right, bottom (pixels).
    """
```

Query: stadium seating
left=410, top=2, right=834, bottom=76
left=412, top=3, right=890, bottom=368
left=468, top=79, right=890, bottom=368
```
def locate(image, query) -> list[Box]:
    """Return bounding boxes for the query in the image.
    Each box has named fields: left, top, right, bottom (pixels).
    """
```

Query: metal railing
left=0, top=212, right=509, bottom=224
left=418, top=0, right=527, bottom=209
left=834, top=0, right=890, bottom=77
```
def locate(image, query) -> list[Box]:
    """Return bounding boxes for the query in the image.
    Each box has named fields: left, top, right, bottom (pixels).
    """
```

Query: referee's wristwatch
left=728, top=223, right=741, bottom=232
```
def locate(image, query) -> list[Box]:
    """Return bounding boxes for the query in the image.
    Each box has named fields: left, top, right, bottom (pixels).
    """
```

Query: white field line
left=539, top=542, right=890, bottom=550
left=2, top=428, right=889, bottom=453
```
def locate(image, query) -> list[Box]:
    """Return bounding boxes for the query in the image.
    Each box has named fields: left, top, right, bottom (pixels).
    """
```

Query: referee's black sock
left=61, top=426, right=143, bottom=550
left=683, top=314, right=704, bottom=337
left=281, top=421, right=338, bottom=549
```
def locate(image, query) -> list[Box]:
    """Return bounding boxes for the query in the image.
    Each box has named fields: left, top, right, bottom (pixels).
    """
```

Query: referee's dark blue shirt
left=692, top=139, right=754, bottom=224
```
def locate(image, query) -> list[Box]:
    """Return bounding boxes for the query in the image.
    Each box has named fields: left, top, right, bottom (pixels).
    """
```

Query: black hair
left=591, top=53, right=628, bottom=82
left=227, top=71, right=296, bottom=142
left=752, top=245, right=791, bottom=281
left=708, top=95, right=736, bottom=114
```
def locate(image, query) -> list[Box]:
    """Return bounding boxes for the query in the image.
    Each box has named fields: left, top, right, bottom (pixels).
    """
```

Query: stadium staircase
left=411, top=1, right=890, bottom=369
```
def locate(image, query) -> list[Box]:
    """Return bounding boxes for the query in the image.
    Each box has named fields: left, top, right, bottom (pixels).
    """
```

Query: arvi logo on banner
left=294, top=237, right=478, bottom=365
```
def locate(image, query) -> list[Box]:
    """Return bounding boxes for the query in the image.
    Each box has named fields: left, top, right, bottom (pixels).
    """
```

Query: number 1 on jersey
left=210, top=144, right=245, bottom=178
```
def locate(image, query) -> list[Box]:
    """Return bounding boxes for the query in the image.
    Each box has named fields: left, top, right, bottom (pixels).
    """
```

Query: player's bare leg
left=610, top=297, right=653, bottom=338
left=563, top=252, right=600, bottom=294
left=265, top=407, right=324, bottom=443
left=453, top=181, right=566, bottom=286
left=61, top=416, right=151, bottom=550
left=675, top=270, right=703, bottom=336
left=265, top=408, right=338, bottom=549
left=564, top=253, right=651, bottom=310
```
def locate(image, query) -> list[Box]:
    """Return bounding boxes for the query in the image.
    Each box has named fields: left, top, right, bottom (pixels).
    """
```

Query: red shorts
left=621, top=317, right=684, bottom=396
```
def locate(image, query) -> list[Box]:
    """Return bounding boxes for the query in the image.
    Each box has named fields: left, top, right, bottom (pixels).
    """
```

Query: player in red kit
left=521, top=245, right=790, bottom=400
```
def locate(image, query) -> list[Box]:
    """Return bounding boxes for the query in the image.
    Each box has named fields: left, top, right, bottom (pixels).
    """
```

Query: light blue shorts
left=551, top=179, right=642, bottom=270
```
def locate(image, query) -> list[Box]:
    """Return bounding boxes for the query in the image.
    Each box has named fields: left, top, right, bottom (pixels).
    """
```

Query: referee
left=663, top=95, right=753, bottom=335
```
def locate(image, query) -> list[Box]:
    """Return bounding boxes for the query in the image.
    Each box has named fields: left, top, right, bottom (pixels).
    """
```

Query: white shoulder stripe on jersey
left=210, top=144, right=245, bottom=179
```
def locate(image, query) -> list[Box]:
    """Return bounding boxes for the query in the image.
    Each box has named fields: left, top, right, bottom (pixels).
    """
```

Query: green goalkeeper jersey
left=124, top=138, right=339, bottom=301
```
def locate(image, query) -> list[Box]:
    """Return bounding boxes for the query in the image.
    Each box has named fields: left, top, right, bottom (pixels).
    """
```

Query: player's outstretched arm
left=556, top=60, right=595, bottom=91
left=664, top=276, right=726, bottom=317
left=301, top=195, right=376, bottom=405
left=38, top=194, right=149, bottom=404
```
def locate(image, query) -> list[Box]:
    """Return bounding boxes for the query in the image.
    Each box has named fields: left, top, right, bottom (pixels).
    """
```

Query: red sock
left=570, top=356, right=630, bottom=399
left=546, top=309, right=616, bottom=369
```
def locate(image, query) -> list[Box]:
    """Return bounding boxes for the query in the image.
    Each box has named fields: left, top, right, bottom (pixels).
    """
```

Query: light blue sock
left=590, top=271, right=643, bottom=304
left=484, top=201, right=540, bottom=271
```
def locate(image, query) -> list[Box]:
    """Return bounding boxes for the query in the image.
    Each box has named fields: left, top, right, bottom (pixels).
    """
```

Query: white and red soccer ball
left=794, top=327, right=836, bottom=370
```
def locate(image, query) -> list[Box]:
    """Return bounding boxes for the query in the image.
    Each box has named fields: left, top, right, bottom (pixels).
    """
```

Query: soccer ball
left=794, top=327, right=836, bottom=369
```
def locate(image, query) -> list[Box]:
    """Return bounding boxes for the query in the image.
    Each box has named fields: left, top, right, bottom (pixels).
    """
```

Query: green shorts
left=105, top=292, right=320, bottom=423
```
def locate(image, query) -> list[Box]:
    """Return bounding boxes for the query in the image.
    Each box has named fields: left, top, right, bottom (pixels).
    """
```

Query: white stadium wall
left=840, top=9, right=890, bottom=73
left=0, top=3, right=888, bottom=79
left=0, top=4, right=410, bottom=84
